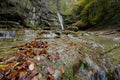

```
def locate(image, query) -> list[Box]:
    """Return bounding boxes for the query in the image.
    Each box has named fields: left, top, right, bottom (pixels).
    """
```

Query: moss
left=0, top=21, right=22, bottom=28
left=49, top=1, right=57, bottom=11
left=27, top=24, right=38, bottom=30
left=66, top=0, right=120, bottom=29
left=64, top=68, right=78, bottom=80
left=73, top=20, right=87, bottom=27
left=114, top=46, right=120, bottom=49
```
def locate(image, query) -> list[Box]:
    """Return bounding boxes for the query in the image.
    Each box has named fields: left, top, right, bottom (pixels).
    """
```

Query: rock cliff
left=0, top=0, right=58, bottom=29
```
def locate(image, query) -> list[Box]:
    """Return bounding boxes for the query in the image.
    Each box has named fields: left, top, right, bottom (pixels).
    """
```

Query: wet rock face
left=0, top=0, right=58, bottom=28
left=0, top=0, right=30, bottom=26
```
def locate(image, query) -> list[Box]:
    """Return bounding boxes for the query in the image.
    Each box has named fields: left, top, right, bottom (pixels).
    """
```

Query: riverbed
left=0, top=29, right=120, bottom=80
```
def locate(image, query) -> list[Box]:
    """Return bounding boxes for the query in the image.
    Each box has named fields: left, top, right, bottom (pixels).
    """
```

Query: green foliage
left=68, top=0, right=120, bottom=29
left=49, top=1, right=57, bottom=11
left=64, top=68, right=78, bottom=80
left=27, top=24, right=38, bottom=30
left=60, top=0, right=68, bottom=13
left=12, top=48, right=19, bottom=51
left=48, top=0, right=69, bottom=14
left=114, top=46, right=120, bottom=49
left=80, top=63, right=85, bottom=69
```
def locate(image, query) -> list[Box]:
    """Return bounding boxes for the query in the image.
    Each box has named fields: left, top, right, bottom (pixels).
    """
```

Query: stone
left=0, top=0, right=59, bottom=29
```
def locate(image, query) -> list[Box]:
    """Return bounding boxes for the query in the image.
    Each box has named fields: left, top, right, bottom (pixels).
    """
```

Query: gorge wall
left=65, top=0, right=120, bottom=30
left=0, top=0, right=59, bottom=29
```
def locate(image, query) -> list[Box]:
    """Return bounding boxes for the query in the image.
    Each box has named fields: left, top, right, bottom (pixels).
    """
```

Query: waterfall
left=29, top=7, right=37, bottom=25
left=57, top=12, right=64, bottom=30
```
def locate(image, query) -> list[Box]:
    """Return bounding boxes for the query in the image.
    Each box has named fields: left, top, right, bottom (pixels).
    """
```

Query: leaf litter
left=0, top=40, right=64, bottom=80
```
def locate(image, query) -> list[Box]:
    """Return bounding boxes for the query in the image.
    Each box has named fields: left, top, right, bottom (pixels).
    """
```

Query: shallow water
left=0, top=30, right=120, bottom=80
left=0, top=30, right=16, bottom=38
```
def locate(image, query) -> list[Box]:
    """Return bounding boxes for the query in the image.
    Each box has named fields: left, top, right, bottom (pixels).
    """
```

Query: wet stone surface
left=0, top=30, right=120, bottom=80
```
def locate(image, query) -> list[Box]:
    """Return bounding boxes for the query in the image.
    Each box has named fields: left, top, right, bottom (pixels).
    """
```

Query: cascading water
left=0, top=31, right=16, bottom=38
left=57, top=12, right=64, bottom=30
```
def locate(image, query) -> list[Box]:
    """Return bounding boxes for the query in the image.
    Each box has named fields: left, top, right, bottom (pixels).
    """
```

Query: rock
left=52, top=70, right=62, bottom=80
left=66, top=26, right=78, bottom=31
left=0, top=0, right=59, bottom=29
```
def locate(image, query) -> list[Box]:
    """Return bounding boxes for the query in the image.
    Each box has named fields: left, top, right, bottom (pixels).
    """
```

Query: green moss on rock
left=66, top=0, right=120, bottom=30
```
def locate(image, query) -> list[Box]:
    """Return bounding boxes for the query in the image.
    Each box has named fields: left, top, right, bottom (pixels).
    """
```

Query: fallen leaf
left=89, top=69, right=94, bottom=75
left=31, top=76, right=38, bottom=80
left=59, top=67, right=65, bottom=74
left=0, top=40, right=50, bottom=80
left=29, top=69, right=38, bottom=79
left=38, top=73, right=42, bottom=78
left=54, top=56, right=60, bottom=60
left=29, top=63, right=35, bottom=71
left=36, top=55, right=40, bottom=61
left=47, top=66, right=55, bottom=75
left=12, top=62, right=21, bottom=70
left=19, top=71, right=27, bottom=80
left=5, top=56, right=16, bottom=63
left=8, top=71, right=19, bottom=78
left=6, top=63, right=13, bottom=68
left=0, top=64, right=7, bottom=70
left=41, top=66, right=45, bottom=71
left=47, top=74, right=54, bottom=80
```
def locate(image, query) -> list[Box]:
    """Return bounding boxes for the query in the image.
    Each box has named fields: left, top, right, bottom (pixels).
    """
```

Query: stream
left=0, top=29, right=120, bottom=80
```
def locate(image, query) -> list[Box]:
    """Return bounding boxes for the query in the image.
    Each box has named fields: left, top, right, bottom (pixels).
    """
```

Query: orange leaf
left=8, top=71, right=19, bottom=78
left=89, top=69, right=94, bottom=75
left=59, top=67, right=65, bottom=74
left=47, top=66, right=55, bottom=75
left=6, top=63, right=13, bottom=67
left=47, top=74, right=54, bottom=80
